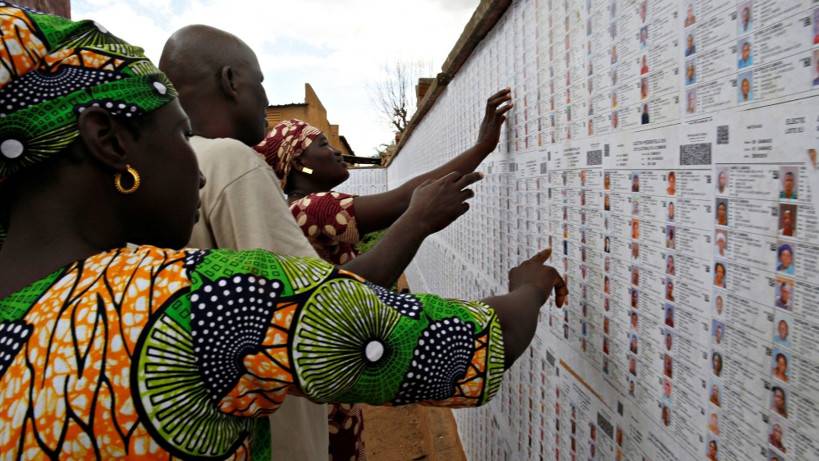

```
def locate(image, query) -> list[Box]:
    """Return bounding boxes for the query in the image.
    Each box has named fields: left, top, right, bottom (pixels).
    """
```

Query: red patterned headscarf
left=255, top=119, right=322, bottom=189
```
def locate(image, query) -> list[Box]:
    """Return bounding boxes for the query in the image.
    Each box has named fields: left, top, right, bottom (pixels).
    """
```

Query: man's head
left=742, top=42, right=751, bottom=61
left=783, top=171, right=795, bottom=196
left=160, top=26, right=269, bottom=146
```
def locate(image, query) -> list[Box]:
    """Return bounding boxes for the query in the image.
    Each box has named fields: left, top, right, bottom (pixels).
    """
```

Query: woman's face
left=780, top=249, right=793, bottom=269
left=296, top=133, right=349, bottom=188
left=776, top=355, right=787, bottom=373
left=778, top=320, right=789, bottom=339
left=122, top=100, right=204, bottom=249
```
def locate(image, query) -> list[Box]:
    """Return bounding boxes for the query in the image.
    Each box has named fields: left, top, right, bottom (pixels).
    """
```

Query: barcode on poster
left=587, top=149, right=603, bottom=165
left=680, top=143, right=712, bottom=165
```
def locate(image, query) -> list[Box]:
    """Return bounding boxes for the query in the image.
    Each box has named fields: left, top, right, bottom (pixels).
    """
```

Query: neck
left=180, top=92, right=237, bottom=142
left=286, top=176, right=333, bottom=202
left=0, top=178, right=124, bottom=298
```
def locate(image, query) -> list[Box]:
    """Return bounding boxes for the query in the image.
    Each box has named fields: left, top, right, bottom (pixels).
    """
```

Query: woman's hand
left=508, top=248, right=568, bottom=307
left=475, top=88, right=513, bottom=154
left=404, top=171, right=483, bottom=235
left=483, top=249, right=568, bottom=367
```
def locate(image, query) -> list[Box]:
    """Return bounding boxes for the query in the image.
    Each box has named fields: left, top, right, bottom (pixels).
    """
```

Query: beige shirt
left=188, top=136, right=327, bottom=461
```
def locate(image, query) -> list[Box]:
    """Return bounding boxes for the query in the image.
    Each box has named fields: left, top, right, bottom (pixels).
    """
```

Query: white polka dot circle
left=1, top=139, right=23, bottom=159
left=365, top=340, right=385, bottom=362
left=153, top=81, right=167, bottom=95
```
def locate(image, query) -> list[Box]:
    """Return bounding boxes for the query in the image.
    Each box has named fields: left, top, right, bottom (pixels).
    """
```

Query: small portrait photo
left=775, top=277, right=794, bottom=311
left=631, top=218, right=640, bottom=239
left=716, top=168, right=729, bottom=194
left=630, top=289, right=640, bottom=310
left=611, top=44, right=618, bottom=64
left=771, top=349, right=790, bottom=384
left=604, top=236, right=611, bottom=253
left=603, top=336, right=610, bottom=355
left=663, top=353, right=673, bottom=378
left=738, top=71, right=753, bottom=103
left=664, top=330, right=674, bottom=351
left=604, top=316, right=610, bottom=334
left=631, top=172, right=640, bottom=192
left=711, top=350, right=723, bottom=377
left=667, top=201, right=676, bottom=222
left=706, top=437, right=720, bottom=461
left=814, top=8, right=819, bottom=44
left=661, top=404, right=671, bottom=427
left=768, top=419, right=787, bottom=453
left=686, top=59, right=697, bottom=85
left=813, top=49, right=819, bottom=87
left=640, top=26, right=648, bottom=48
left=768, top=450, right=783, bottom=461
left=666, top=254, right=676, bottom=276
left=664, top=303, right=675, bottom=327
left=604, top=172, right=611, bottom=190
left=779, top=166, right=798, bottom=200
left=738, top=38, right=752, bottom=69
left=716, top=198, right=729, bottom=226
left=714, top=262, right=727, bottom=288
left=738, top=2, right=752, bottom=34
left=773, top=313, right=792, bottom=349
left=665, top=279, right=675, bottom=302
left=632, top=198, right=640, bottom=215
left=714, top=293, right=725, bottom=316
left=684, top=2, right=696, bottom=27
left=641, top=54, right=649, bottom=75
left=715, top=230, right=728, bottom=257
left=709, top=380, right=722, bottom=406
left=666, top=225, right=676, bottom=250
left=629, top=333, right=638, bottom=354
left=631, top=242, right=640, bottom=260
left=776, top=243, right=795, bottom=275
left=666, top=171, right=676, bottom=196
left=712, top=319, right=725, bottom=346
left=771, top=385, right=788, bottom=418
left=779, top=204, right=797, bottom=237
left=708, top=411, right=721, bottom=437
left=640, top=77, right=649, bottom=99
left=685, top=32, right=696, bottom=57
left=604, top=193, right=611, bottom=211
left=686, top=88, right=697, bottom=113
left=641, top=103, right=650, bottom=125
left=629, top=355, right=638, bottom=376
left=604, top=275, right=611, bottom=294
left=639, top=0, right=647, bottom=22
left=631, top=267, right=640, bottom=286
left=612, top=110, right=620, bottom=128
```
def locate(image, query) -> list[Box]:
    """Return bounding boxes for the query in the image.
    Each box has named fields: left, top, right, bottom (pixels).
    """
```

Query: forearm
left=394, top=144, right=489, bottom=204
left=482, top=285, right=546, bottom=369
left=341, top=213, right=428, bottom=287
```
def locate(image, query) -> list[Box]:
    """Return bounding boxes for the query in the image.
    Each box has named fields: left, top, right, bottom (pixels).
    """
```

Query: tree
left=370, top=61, right=433, bottom=135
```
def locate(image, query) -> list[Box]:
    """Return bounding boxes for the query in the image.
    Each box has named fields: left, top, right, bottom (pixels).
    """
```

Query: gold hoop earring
left=114, top=165, right=141, bottom=194
left=301, top=166, right=314, bottom=175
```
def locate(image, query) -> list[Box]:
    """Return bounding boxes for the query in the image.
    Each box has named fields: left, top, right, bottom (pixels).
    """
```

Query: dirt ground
left=361, top=405, right=466, bottom=461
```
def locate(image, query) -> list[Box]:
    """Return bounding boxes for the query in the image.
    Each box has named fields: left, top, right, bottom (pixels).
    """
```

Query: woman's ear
left=77, top=106, right=132, bottom=172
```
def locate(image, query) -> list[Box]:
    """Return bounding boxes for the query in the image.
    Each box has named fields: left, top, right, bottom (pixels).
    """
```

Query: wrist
left=512, top=283, right=548, bottom=306
left=393, top=211, right=433, bottom=239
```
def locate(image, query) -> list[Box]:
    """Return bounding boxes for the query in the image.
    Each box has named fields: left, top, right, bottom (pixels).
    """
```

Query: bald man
left=161, top=25, right=329, bottom=461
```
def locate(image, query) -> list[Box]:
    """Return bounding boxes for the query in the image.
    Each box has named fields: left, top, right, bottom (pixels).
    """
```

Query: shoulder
left=190, top=136, right=268, bottom=174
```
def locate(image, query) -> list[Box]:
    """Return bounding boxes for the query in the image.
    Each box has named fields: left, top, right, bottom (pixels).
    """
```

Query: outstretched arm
left=353, top=88, right=513, bottom=235
left=184, top=246, right=564, bottom=417
left=342, top=172, right=481, bottom=287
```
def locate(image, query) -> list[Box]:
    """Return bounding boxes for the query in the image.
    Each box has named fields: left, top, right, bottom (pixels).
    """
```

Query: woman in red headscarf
left=255, top=89, right=512, bottom=460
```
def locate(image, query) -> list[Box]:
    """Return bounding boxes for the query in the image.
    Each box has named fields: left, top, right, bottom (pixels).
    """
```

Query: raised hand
left=405, top=171, right=483, bottom=234
left=475, top=88, right=514, bottom=153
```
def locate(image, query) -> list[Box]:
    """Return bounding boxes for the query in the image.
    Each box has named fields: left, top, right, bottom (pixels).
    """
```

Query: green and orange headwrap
left=254, top=119, right=321, bottom=189
left=0, top=3, right=177, bottom=182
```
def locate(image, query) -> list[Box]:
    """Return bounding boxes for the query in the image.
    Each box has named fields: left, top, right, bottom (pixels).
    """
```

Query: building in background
left=16, top=0, right=70, bottom=17
left=266, top=83, right=354, bottom=156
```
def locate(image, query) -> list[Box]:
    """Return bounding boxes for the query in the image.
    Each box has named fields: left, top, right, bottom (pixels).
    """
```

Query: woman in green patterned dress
left=0, top=4, right=566, bottom=459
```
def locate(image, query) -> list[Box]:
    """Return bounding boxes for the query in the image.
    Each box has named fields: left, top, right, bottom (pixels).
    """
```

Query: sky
left=72, top=0, right=480, bottom=156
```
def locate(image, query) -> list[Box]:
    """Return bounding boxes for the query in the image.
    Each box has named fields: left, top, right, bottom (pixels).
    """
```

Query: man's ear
left=77, top=106, right=131, bottom=172
left=219, top=65, right=238, bottom=100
